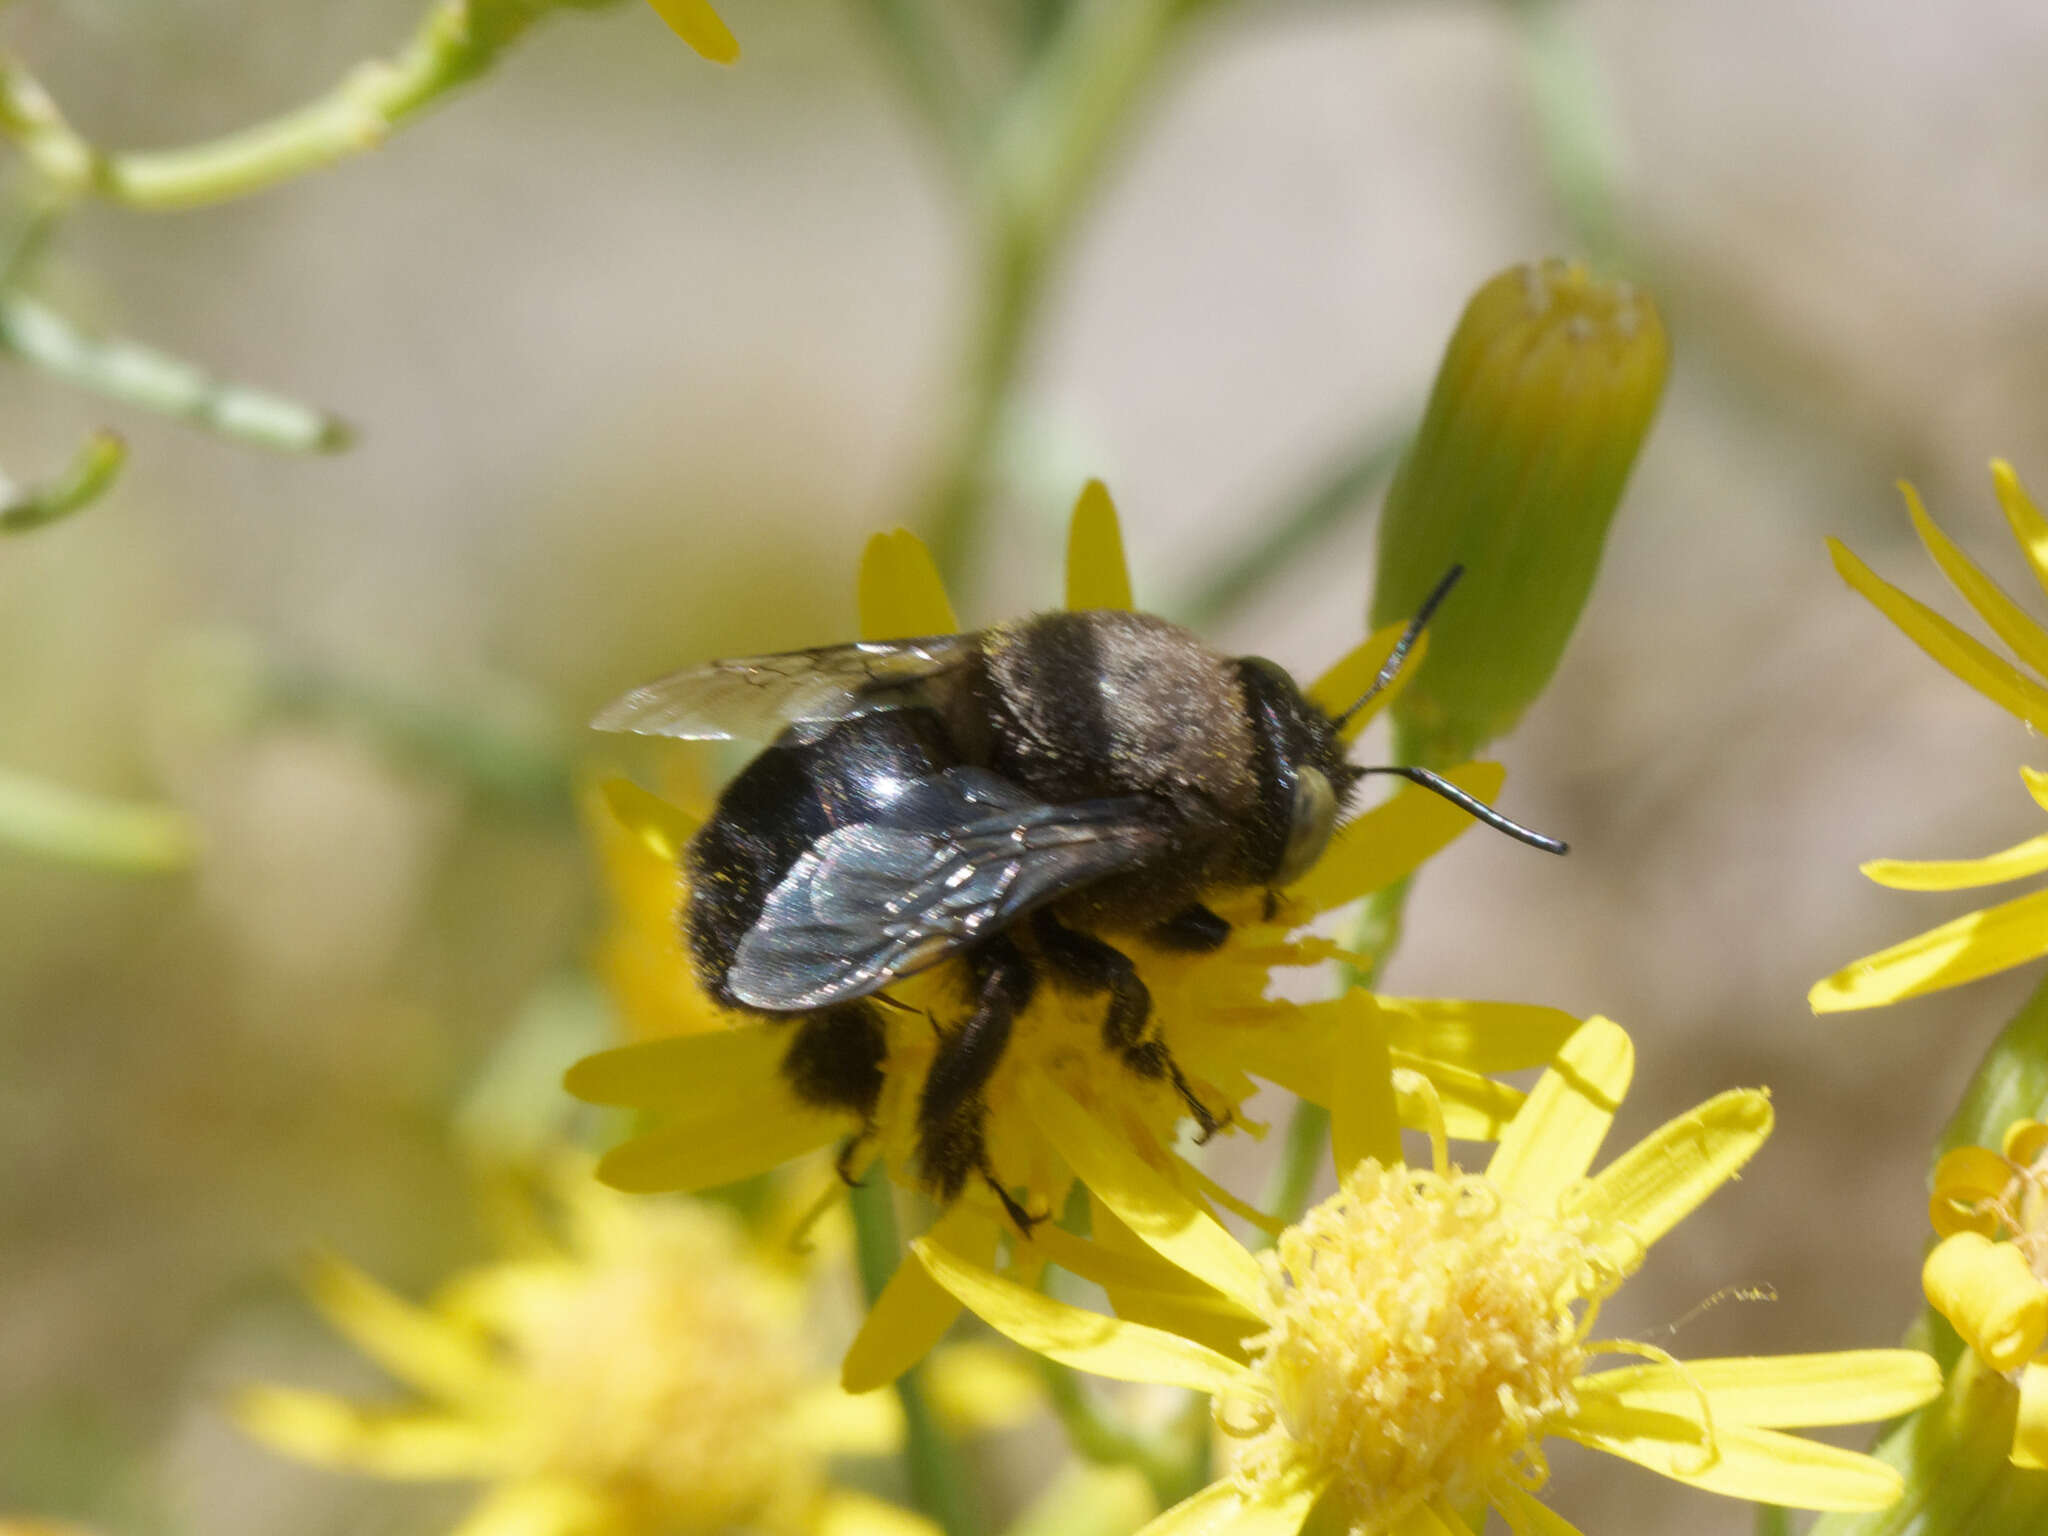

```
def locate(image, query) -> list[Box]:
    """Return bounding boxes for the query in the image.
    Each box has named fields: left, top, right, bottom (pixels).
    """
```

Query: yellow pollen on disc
left=1234, top=1160, right=1602, bottom=1531
left=511, top=1204, right=816, bottom=1531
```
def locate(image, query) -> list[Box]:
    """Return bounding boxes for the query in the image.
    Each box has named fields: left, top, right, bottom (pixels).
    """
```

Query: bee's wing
left=590, top=633, right=979, bottom=741
left=726, top=768, right=1169, bottom=1011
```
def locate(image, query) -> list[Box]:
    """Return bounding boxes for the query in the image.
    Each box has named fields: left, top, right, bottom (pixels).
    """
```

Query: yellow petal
left=2007, top=1119, right=2048, bottom=1164
left=1924, top=1230, right=2048, bottom=1371
left=1378, top=997, right=1581, bottom=1074
left=911, top=1236, right=1254, bottom=1395
left=842, top=1205, right=1000, bottom=1393
left=1135, top=1470, right=1324, bottom=1536
left=1862, top=828, right=2048, bottom=892
left=1022, top=1075, right=1268, bottom=1314
left=1486, top=1016, right=1632, bottom=1207
left=814, top=1489, right=946, bottom=1536
left=1329, top=991, right=1400, bottom=1172
left=1829, top=536, right=2048, bottom=731
left=449, top=1480, right=612, bottom=1536
left=1291, top=763, right=1507, bottom=915
left=595, top=1096, right=850, bottom=1193
left=2025, top=765, right=2048, bottom=814
left=1308, top=624, right=1428, bottom=744
left=1994, top=460, right=2048, bottom=600
left=231, top=1387, right=504, bottom=1479
left=1489, top=1483, right=1585, bottom=1536
left=1930, top=1145, right=2015, bottom=1237
left=1578, top=1350, right=1941, bottom=1427
left=788, top=1380, right=904, bottom=1455
left=565, top=1022, right=786, bottom=1111
left=1567, top=1089, right=1772, bottom=1264
left=1567, top=1405, right=1905, bottom=1511
left=2014, top=1360, right=2048, bottom=1469
left=598, top=776, right=699, bottom=863
left=300, top=1253, right=502, bottom=1408
left=1810, top=884, right=2048, bottom=1012
left=1390, top=1052, right=1528, bottom=1142
left=1902, top=480, right=2048, bottom=682
left=1066, top=480, right=1135, bottom=610
left=1035, top=1208, right=1263, bottom=1358
left=924, top=1338, right=1045, bottom=1434
left=644, top=0, right=739, bottom=61
left=859, top=528, right=959, bottom=641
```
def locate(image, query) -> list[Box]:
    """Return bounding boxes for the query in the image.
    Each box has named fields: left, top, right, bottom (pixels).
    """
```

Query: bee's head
left=1234, top=565, right=1568, bottom=888
left=1236, top=657, right=1365, bottom=887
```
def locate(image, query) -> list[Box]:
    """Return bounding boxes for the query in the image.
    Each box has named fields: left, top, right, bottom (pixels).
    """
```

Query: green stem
left=0, top=1, right=621, bottom=212
left=848, top=1177, right=982, bottom=1536
left=0, top=765, right=195, bottom=872
left=1509, top=0, right=1627, bottom=267
left=0, top=292, right=348, bottom=453
left=920, top=0, right=1205, bottom=587
left=0, top=428, right=124, bottom=532
left=1179, top=419, right=1413, bottom=630
left=850, top=0, right=982, bottom=167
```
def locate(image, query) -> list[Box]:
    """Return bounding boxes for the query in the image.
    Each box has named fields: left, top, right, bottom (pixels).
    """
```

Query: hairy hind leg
left=1031, top=912, right=1228, bottom=1141
left=780, top=1002, right=887, bottom=1186
left=916, top=937, right=1039, bottom=1231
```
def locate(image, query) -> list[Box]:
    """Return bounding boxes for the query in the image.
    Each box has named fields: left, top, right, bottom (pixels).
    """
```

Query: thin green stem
left=1179, top=419, right=1413, bottom=630
left=920, top=0, right=1206, bottom=587
left=0, top=0, right=622, bottom=212
left=0, top=765, right=195, bottom=871
left=0, top=428, right=124, bottom=533
left=0, top=292, right=348, bottom=453
left=850, top=0, right=983, bottom=167
left=847, top=1177, right=982, bottom=1536
left=1510, top=0, right=1627, bottom=267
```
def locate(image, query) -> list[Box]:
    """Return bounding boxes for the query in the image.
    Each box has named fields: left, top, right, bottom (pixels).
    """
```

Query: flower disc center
left=1239, top=1161, right=1597, bottom=1529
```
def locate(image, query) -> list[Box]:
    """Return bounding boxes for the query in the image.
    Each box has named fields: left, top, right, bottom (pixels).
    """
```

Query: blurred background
left=3, top=1, right=2048, bottom=1532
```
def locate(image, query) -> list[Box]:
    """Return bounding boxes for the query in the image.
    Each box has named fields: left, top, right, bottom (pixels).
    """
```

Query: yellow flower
left=235, top=1163, right=942, bottom=1536
left=586, top=765, right=730, bottom=1042
left=643, top=0, right=739, bottom=62
left=912, top=1017, right=1942, bottom=1535
left=1813, top=462, right=2048, bottom=1013
left=569, top=480, right=1581, bottom=1391
left=1925, top=1116, right=2048, bottom=1467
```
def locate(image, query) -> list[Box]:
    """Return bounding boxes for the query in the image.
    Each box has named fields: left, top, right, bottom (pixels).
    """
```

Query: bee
left=593, top=568, right=1562, bottom=1227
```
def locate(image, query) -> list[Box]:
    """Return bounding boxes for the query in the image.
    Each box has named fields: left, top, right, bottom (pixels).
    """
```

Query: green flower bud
left=1371, top=259, right=1669, bottom=765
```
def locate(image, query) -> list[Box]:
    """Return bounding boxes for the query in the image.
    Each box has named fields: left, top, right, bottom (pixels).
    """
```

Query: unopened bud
left=1372, top=259, right=1668, bottom=764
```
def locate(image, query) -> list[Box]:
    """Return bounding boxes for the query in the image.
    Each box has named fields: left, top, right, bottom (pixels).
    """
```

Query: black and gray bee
left=592, top=569, right=1563, bottom=1227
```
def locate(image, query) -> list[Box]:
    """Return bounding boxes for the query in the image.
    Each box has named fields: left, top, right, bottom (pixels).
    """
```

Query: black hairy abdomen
left=686, top=708, right=961, bottom=1007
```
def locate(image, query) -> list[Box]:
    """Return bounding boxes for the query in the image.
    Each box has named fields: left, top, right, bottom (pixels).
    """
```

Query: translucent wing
left=727, top=767, right=1169, bottom=1010
left=591, top=633, right=979, bottom=741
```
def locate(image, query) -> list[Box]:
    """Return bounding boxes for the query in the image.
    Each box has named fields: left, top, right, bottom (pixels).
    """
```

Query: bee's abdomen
left=685, top=708, right=958, bottom=1009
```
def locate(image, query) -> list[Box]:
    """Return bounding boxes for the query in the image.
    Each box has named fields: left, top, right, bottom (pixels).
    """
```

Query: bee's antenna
left=1334, top=563, right=1464, bottom=731
left=1355, top=765, right=1569, bottom=854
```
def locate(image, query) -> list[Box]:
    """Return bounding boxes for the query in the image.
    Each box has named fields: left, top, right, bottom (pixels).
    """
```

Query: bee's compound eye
left=1275, top=766, right=1337, bottom=886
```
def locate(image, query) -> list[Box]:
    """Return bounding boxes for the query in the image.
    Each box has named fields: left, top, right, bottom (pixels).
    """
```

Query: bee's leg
left=1031, top=912, right=1229, bottom=1142
left=917, top=936, right=1039, bottom=1232
left=1150, top=903, right=1231, bottom=953
left=781, top=1003, right=887, bottom=1185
